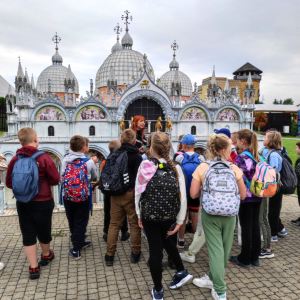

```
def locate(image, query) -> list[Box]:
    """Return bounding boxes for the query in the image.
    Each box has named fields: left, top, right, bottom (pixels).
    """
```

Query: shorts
left=17, top=198, right=54, bottom=246
left=187, top=195, right=200, bottom=212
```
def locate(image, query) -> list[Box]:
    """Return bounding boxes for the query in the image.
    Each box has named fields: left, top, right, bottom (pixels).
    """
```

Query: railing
left=17, top=117, right=28, bottom=121
left=234, top=74, right=261, bottom=81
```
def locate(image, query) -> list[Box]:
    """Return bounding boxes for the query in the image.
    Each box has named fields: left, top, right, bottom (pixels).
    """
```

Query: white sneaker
left=211, top=288, right=226, bottom=299
left=180, top=251, right=195, bottom=263
left=193, top=274, right=213, bottom=289
left=0, top=262, right=4, bottom=271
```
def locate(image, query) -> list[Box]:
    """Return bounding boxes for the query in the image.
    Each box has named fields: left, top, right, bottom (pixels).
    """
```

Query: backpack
left=201, top=160, right=240, bottom=217
left=181, top=153, right=201, bottom=194
left=11, top=151, right=46, bottom=203
left=268, top=150, right=297, bottom=195
left=242, top=151, right=277, bottom=197
left=281, top=146, right=293, bottom=166
left=62, top=158, right=90, bottom=202
left=99, top=149, right=129, bottom=196
left=140, top=158, right=180, bottom=222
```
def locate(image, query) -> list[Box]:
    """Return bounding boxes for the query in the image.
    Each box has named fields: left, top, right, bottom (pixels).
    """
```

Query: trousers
left=268, top=192, right=284, bottom=236
left=259, top=197, right=271, bottom=249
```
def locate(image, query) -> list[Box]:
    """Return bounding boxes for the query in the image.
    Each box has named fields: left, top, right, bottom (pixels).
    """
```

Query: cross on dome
left=121, top=11, right=133, bottom=49
left=51, top=32, right=63, bottom=65
left=112, top=23, right=123, bottom=53
left=169, top=40, right=179, bottom=70
left=52, top=32, right=61, bottom=51
left=121, top=10, right=133, bottom=26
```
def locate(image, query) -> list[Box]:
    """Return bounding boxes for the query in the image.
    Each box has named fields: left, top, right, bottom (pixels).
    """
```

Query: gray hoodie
left=62, top=152, right=97, bottom=181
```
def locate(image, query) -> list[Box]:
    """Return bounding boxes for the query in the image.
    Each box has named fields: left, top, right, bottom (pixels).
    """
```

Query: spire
left=51, top=32, right=63, bottom=65
left=224, top=78, right=230, bottom=92
left=121, top=10, right=133, bottom=49
left=7, top=85, right=14, bottom=96
left=169, top=40, right=179, bottom=70
left=31, top=74, right=36, bottom=90
left=25, top=68, right=30, bottom=84
left=112, top=23, right=123, bottom=53
left=17, top=58, right=24, bottom=78
left=210, top=66, right=217, bottom=86
left=174, top=69, right=179, bottom=83
left=109, top=66, right=115, bottom=80
left=247, top=72, right=253, bottom=86
left=66, top=64, right=73, bottom=80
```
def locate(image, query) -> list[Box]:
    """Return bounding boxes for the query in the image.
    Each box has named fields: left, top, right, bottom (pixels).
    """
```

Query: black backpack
left=269, top=150, right=297, bottom=195
left=281, top=146, right=293, bottom=166
left=140, top=158, right=180, bottom=222
left=99, top=149, right=129, bottom=196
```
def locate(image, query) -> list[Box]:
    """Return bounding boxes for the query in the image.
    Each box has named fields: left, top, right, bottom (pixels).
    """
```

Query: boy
left=215, top=128, right=238, bottom=162
left=292, top=141, right=300, bottom=227
left=6, top=128, right=60, bottom=279
left=105, top=129, right=142, bottom=266
left=176, top=134, right=204, bottom=248
left=62, top=135, right=97, bottom=260
left=92, top=140, right=130, bottom=242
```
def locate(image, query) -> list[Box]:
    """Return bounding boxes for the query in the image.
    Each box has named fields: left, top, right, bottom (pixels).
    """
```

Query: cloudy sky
left=0, top=0, right=299, bottom=104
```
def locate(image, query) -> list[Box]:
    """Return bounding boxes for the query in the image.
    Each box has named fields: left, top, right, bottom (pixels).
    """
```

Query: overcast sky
left=0, top=0, right=299, bottom=104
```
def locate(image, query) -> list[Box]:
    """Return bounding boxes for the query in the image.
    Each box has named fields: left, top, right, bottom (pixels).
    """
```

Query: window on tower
left=48, top=126, right=54, bottom=136
left=89, top=126, right=95, bottom=136
left=191, top=126, right=196, bottom=135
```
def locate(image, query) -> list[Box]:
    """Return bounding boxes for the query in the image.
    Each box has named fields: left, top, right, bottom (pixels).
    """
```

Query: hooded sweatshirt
left=6, top=146, right=60, bottom=201
left=62, top=152, right=97, bottom=181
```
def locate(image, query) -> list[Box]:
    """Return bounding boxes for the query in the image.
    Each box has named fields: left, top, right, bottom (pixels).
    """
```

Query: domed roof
left=95, top=49, right=155, bottom=89
left=169, top=56, right=179, bottom=69
left=121, top=25, right=133, bottom=49
left=111, top=37, right=122, bottom=53
left=52, top=50, right=63, bottom=65
left=159, top=70, right=192, bottom=96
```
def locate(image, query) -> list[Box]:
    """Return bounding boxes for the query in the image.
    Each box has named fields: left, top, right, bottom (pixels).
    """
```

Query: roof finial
left=171, top=40, right=179, bottom=58
left=121, top=10, right=133, bottom=30
left=114, top=23, right=122, bottom=37
left=18, top=56, right=20, bottom=62
left=213, top=65, right=215, bottom=70
left=143, top=54, right=147, bottom=71
left=52, top=32, right=61, bottom=51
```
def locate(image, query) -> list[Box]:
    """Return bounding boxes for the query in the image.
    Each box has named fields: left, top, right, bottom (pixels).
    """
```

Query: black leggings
left=268, top=192, right=284, bottom=236
left=142, top=218, right=184, bottom=292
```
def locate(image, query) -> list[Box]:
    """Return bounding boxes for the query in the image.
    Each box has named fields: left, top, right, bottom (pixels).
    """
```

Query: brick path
left=0, top=196, right=300, bottom=300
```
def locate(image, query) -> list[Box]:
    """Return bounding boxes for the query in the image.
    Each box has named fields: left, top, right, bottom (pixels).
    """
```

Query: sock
left=179, top=238, right=184, bottom=242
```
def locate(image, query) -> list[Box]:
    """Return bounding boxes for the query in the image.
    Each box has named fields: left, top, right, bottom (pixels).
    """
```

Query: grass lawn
left=0, top=131, right=6, bottom=137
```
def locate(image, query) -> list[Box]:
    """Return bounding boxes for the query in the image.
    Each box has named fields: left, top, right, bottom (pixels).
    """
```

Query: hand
left=167, top=224, right=181, bottom=236
left=91, top=156, right=98, bottom=163
left=139, top=147, right=145, bottom=154
left=138, top=218, right=143, bottom=228
left=92, top=184, right=97, bottom=191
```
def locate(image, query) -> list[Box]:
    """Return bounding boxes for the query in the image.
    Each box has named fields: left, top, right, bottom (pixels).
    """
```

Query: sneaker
left=82, top=241, right=92, bottom=249
left=0, top=262, right=4, bottom=271
left=271, top=236, right=278, bottom=243
left=130, top=251, right=141, bottom=263
left=105, top=254, right=114, bottom=266
left=193, top=274, right=213, bottom=289
left=120, top=232, right=130, bottom=241
left=68, top=248, right=81, bottom=260
left=29, top=264, right=40, bottom=280
left=103, top=233, right=107, bottom=243
left=291, top=217, right=300, bottom=226
left=211, top=289, right=226, bottom=300
left=259, top=248, right=274, bottom=259
left=177, top=240, right=185, bottom=249
left=261, top=234, right=264, bottom=241
left=168, top=257, right=176, bottom=270
left=169, top=269, right=193, bottom=289
left=229, top=256, right=250, bottom=269
left=152, top=287, right=164, bottom=300
left=39, top=250, right=55, bottom=266
left=278, top=228, right=287, bottom=237
left=180, top=251, right=196, bottom=263
left=250, top=259, right=261, bottom=267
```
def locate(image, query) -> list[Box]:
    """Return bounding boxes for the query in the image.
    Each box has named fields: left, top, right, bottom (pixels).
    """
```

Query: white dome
left=95, top=49, right=155, bottom=88
left=36, top=64, right=79, bottom=94
left=159, top=70, right=192, bottom=96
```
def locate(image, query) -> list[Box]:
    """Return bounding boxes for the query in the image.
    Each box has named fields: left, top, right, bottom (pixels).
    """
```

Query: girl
left=262, top=131, right=286, bottom=242
left=135, top=132, right=193, bottom=300
left=190, top=133, right=246, bottom=300
left=230, top=129, right=262, bottom=269
left=130, top=115, right=147, bottom=152
left=173, top=134, right=185, bottom=160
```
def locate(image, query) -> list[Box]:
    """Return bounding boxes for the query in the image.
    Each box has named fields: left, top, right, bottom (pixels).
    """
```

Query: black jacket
left=135, top=130, right=147, bottom=149
left=120, top=143, right=143, bottom=189
left=295, top=157, right=300, bottom=188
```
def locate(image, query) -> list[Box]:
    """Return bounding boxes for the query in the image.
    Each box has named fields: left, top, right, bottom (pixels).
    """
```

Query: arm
left=175, top=165, right=187, bottom=225
left=135, top=165, right=143, bottom=220
left=237, top=177, right=246, bottom=200
left=190, top=178, right=202, bottom=199
left=5, top=157, right=17, bottom=189
left=44, top=155, right=60, bottom=186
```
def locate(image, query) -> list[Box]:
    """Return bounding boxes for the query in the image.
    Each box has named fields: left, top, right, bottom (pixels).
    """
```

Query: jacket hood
left=64, top=152, right=86, bottom=164
left=120, top=143, right=139, bottom=154
left=16, top=146, right=39, bottom=157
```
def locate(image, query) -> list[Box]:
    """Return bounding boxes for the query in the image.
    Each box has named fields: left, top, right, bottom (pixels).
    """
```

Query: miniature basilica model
left=1, top=11, right=257, bottom=207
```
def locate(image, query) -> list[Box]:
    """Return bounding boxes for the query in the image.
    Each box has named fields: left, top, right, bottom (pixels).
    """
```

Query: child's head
left=17, top=127, right=39, bottom=147
left=84, top=137, right=90, bottom=153
left=177, top=134, right=185, bottom=151
left=70, top=135, right=87, bottom=153
left=237, top=129, right=260, bottom=161
left=231, top=132, right=238, bottom=147
left=296, top=141, right=300, bottom=155
left=207, top=133, right=231, bottom=160
left=108, top=140, right=121, bottom=153
left=147, top=133, right=153, bottom=146
left=121, top=129, right=136, bottom=145
left=181, top=134, right=196, bottom=152
left=263, top=131, right=282, bottom=150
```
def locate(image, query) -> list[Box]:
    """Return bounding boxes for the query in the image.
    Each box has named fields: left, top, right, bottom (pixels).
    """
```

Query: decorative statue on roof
left=155, top=116, right=162, bottom=132
left=120, top=117, right=126, bottom=132
left=165, top=117, right=172, bottom=132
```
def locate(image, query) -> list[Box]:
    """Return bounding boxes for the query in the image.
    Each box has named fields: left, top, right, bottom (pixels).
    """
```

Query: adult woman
left=130, top=115, right=147, bottom=152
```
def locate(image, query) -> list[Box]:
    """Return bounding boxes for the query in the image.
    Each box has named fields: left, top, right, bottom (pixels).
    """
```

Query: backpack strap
left=80, top=158, right=93, bottom=213
left=30, top=151, right=46, bottom=160
left=242, top=151, right=257, bottom=163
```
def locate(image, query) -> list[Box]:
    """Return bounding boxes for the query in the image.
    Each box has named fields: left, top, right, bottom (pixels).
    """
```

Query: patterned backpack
left=201, top=160, right=240, bottom=217
left=140, top=158, right=180, bottom=222
left=62, top=158, right=90, bottom=202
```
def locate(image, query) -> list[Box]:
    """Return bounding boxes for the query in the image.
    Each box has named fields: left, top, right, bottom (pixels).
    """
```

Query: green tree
left=273, top=99, right=279, bottom=104
left=283, top=98, right=294, bottom=105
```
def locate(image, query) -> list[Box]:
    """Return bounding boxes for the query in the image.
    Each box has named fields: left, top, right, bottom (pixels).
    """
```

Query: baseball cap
left=181, top=134, right=196, bottom=145
left=214, top=128, right=231, bottom=138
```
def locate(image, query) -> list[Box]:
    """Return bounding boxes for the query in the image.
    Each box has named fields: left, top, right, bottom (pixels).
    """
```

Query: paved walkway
left=0, top=196, right=300, bottom=300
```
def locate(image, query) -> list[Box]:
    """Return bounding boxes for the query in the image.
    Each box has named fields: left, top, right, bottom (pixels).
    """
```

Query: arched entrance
left=124, top=98, right=165, bottom=132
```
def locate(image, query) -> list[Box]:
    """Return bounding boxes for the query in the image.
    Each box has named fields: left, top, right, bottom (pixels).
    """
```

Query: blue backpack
left=181, top=153, right=201, bottom=195
left=11, top=151, right=46, bottom=203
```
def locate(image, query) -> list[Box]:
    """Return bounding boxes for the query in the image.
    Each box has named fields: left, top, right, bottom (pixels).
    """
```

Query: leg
left=103, top=194, right=111, bottom=235
left=268, top=193, right=283, bottom=236
left=190, top=211, right=198, bottom=233
left=250, top=202, right=261, bottom=262
left=188, top=228, right=206, bottom=256
left=221, top=215, right=236, bottom=269
left=189, top=196, right=200, bottom=234
left=24, top=245, right=38, bottom=268
left=121, top=215, right=129, bottom=235
left=178, top=213, right=188, bottom=239
left=260, top=198, right=271, bottom=249
left=107, top=195, right=126, bottom=256
left=64, top=199, right=75, bottom=240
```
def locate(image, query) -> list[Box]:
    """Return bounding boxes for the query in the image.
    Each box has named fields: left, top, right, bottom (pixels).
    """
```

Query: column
left=148, top=121, right=151, bottom=133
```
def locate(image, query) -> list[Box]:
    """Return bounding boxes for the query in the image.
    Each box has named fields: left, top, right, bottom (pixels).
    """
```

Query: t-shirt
left=100, top=160, right=106, bottom=171
left=193, top=162, right=243, bottom=184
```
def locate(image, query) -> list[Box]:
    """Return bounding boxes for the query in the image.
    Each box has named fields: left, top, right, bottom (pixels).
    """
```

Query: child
left=176, top=134, right=205, bottom=247
left=292, top=141, right=300, bottom=227
left=191, top=133, right=246, bottom=300
left=230, top=129, right=262, bottom=269
left=105, top=129, right=142, bottom=266
left=6, top=128, right=60, bottom=279
left=173, top=134, right=185, bottom=160
left=62, top=135, right=97, bottom=260
left=92, top=140, right=130, bottom=242
left=135, top=132, right=193, bottom=300
left=215, top=128, right=237, bottom=163
left=262, top=131, right=287, bottom=241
